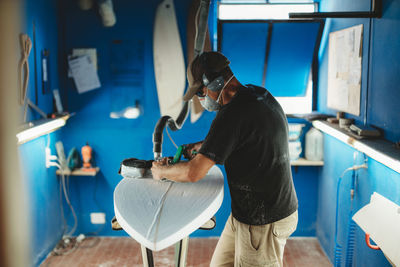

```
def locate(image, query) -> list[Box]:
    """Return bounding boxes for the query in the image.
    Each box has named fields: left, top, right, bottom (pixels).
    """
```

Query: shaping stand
left=140, top=236, right=189, bottom=267
left=140, top=216, right=216, bottom=267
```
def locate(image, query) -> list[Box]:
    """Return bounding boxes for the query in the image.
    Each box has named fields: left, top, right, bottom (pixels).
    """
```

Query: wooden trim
left=291, top=158, right=324, bottom=167
left=56, top=167, right=100, bottom=177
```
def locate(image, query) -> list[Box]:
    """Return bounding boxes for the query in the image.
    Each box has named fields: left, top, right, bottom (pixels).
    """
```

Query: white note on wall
left=327, top=24, right=363, bottom=116
left=68, top=55, right=101, bottom=94
left=72, top=48, right=98, bottom=70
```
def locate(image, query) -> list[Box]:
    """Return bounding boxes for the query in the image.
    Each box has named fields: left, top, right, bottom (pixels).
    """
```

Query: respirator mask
left=198, top=75, right=234, bottom=111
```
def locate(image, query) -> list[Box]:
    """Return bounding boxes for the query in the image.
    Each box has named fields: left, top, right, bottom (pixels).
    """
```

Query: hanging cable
left=19, top=34, right=32, bottom=106
left=193, top=0, right=201, bottom=53
left=48, top=160, right=78, bottom=237
left=334, top=176, right=343, bottom=267
left=45, top=136, right=83, bottom=256
left=51, top=169, right=81, bottom=256
left=61, top=172, right=78, bottom=236
left=334, top=159, right=368, bottom=267
left=165, top=127, right=178, bottom=149
left=59, top=176, right=67, bottom=235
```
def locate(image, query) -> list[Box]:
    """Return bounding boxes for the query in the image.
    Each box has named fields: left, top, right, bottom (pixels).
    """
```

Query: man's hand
left=151, top=153, right=215, bottom=183
left=183, top=141, right=203, bottom=160
left=151, top=158, right=168, bottom=181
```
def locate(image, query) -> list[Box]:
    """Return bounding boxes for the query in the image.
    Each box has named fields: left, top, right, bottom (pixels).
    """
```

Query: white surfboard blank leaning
left=153, top=0, right=186, bottom=120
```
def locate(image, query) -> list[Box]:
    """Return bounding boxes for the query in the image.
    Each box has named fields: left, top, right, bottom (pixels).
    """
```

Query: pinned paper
left=68, top=55, right=101, bottom=94
left=327, top=24, right=363, bottom=116
left=68, top=48, right=97, bottom=78
left=352, top=192, right=400, bottom=266
left=72, top=48, right=98, bottom=70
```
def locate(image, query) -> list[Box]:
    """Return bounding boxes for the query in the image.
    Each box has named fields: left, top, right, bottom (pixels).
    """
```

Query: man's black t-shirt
left=199, top=85, right=298, bottom=225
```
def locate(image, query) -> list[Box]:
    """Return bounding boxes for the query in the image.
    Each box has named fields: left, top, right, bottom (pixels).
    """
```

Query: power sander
left=119, top=145, right=197, bottom=179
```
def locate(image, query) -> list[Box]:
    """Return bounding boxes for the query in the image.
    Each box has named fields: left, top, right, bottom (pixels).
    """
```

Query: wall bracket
left=289, top=0, right=382, bottom=19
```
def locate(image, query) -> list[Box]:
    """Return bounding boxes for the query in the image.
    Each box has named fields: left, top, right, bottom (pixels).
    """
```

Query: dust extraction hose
left=153, top=0, right=211, bottom=159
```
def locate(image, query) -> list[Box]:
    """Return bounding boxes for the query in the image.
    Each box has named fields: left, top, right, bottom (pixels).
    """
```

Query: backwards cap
left=183, top=51, right=230, bottom=101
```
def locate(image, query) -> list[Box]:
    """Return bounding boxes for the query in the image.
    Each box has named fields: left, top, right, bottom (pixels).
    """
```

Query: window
left=217, top=1, right=322, bottom=114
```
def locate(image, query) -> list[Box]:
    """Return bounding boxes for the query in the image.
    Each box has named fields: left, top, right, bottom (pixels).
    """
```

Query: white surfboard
left=113, top=166, right=224, bottom=251
left=153, top=0, right=186, bottom=120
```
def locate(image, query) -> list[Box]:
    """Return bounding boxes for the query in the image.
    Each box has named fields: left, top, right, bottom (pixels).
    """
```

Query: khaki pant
left=210, top=211, right=298, bottom=267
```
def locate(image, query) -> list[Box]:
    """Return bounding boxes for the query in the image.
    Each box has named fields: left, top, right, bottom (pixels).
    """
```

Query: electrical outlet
left=45, top=147, right=51, bottom=168
left=45, top=147, right=58, bottom=168
left=90, top=212, right=106, bottom=224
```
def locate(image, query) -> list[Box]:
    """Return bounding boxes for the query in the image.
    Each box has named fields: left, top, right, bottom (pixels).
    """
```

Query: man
left=151, top=51, right=298, bottom=266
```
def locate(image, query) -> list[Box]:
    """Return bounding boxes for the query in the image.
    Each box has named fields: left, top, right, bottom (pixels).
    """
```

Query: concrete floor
left=41, top=237, right=332, bottom=267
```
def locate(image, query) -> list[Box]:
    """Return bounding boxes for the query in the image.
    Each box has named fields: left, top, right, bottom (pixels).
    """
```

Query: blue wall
left=316, top=0, right=400, bottom=266
left=22, top=0, right=60, bottom=120
left=19, top=133, right=64, bottom=267
left=19, top=0, right=65, bottom=266
left=316, top=136, right=400, bottom=267
left=291, top=163, right=320, bottom=236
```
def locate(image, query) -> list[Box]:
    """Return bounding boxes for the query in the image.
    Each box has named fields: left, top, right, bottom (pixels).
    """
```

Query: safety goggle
left=195, top=86, right=206, bottom=97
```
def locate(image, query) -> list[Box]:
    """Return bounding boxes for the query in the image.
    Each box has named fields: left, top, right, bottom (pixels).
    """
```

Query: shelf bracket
left=289, top=0, right=382, bottom=19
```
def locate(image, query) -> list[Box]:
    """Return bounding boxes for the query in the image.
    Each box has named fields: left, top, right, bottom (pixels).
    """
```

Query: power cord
left=46, top=135, right=81, bottom=255
left=334, top=155, right=368, bottom=267
left=60, top=171, right=78, bottom=237
left=166, top=127, right=178, bottom=149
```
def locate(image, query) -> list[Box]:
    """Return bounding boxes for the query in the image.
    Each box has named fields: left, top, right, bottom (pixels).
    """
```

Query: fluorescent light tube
left=17, top=117, right=66, bottom=145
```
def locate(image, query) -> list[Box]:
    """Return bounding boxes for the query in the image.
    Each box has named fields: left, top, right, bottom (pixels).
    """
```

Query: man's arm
left=151, top=153, right=215, bottom=183
left=183, top=141, right=203, bottom=160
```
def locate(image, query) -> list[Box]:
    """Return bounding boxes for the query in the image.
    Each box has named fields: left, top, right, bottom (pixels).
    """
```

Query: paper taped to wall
left=352, top=192, right=400, bottom=266
left=72, top=48, right=98, bottom=70
left=68, top=55, right=101, bottom=94
left=327, top=24, right=363, bottom=116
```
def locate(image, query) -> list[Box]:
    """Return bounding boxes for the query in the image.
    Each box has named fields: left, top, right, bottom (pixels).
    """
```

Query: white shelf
left=313, top=120, right=400, bottom=174
left=291, top=158, right=324, bottom=166
left=56, top=167, right=100, bottom=176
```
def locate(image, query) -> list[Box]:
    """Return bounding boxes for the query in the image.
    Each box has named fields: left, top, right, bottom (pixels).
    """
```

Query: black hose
left=194, top=0, right=211, bottom=58
left=153, top=101, right=190, bottom=159
left=152, top=0, right=211, bottom=159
